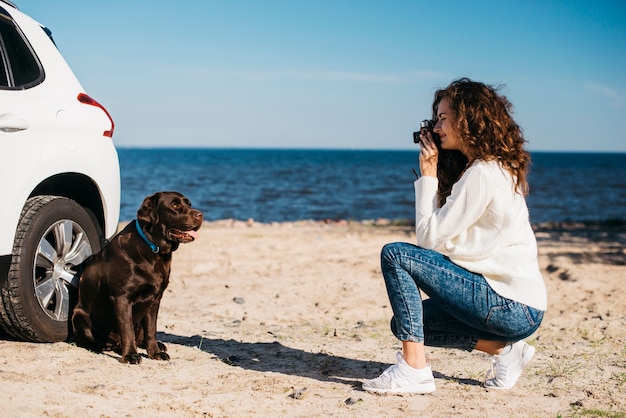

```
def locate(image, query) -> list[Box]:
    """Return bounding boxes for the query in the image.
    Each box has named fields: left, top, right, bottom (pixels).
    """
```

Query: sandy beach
left=1, top=219, right=625, bottom=417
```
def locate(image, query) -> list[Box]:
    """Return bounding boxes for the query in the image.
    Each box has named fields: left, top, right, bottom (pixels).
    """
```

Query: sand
left=1, top=219, right=625, bottom=417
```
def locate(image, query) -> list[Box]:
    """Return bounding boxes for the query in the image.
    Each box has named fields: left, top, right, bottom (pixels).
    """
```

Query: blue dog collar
left=135, top=220, right=159, bottom=253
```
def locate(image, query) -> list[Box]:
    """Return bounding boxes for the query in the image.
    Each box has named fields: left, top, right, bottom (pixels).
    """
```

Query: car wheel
left=0, top=196, right=102, bottom=342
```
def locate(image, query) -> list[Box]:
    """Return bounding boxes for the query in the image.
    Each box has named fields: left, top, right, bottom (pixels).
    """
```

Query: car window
left=0, top=37, right=8, bottom=86
left=0, top=9, right=43, bottom=89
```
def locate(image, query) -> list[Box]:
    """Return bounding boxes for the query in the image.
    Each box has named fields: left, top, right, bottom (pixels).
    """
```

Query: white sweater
left=414, top=160, right=547, bottom=311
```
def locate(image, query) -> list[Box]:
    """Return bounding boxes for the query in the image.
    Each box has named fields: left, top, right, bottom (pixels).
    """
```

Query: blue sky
left=21, top=0, right=626, bottom=151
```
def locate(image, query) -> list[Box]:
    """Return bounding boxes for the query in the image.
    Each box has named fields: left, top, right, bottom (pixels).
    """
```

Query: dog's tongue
left=186, top=230, right=199, bottom=240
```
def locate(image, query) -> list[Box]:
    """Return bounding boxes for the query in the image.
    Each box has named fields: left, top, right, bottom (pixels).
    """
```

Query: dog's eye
left=172, top=204, right=180, bottom=209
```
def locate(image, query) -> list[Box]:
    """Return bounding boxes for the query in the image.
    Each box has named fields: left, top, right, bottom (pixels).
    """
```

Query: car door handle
left=0, top=113, right=30, bottom=132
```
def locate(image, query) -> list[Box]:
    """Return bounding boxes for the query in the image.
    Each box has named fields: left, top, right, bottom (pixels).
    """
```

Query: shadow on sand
left=157, top=332, right=483, bottom=388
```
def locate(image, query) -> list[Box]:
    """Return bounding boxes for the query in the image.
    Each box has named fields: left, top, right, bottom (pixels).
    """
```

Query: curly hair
left=432, top=78, right=530, bottom=207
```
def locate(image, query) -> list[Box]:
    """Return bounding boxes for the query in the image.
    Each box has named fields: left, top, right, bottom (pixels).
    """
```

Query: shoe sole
left=485, top=344, right=536, bottom=390
left=362, top=382, right=436, bottom=395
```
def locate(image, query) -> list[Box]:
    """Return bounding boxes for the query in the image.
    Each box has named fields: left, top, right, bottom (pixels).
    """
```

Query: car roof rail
left=1, top=0, right=17, bottom=8
left=1, top=0, right=17, bottom=10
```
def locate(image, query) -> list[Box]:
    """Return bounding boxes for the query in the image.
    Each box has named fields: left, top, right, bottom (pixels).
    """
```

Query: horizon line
left=114, top=146, right=626, bottom=154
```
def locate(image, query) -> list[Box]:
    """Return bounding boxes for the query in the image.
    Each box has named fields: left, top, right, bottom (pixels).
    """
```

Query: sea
left=117, top=149, right=626, bottom=225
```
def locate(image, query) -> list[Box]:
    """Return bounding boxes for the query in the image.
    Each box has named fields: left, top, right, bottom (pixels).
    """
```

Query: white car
left=0, top=1, right=120, bottom=342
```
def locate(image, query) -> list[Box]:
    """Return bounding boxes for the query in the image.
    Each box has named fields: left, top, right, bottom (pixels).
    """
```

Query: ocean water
left=117, top=149, right=626, bottom=224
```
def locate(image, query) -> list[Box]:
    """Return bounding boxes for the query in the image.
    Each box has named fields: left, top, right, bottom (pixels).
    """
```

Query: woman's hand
left=419, top=133, right=439, bottom=178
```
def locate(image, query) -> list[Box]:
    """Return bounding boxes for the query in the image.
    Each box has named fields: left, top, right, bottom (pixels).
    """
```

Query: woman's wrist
left=420, top=167, right=437, bottom=178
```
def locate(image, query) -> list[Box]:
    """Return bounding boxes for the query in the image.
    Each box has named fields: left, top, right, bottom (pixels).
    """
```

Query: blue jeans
left=381, top=242, right=544, bottom=352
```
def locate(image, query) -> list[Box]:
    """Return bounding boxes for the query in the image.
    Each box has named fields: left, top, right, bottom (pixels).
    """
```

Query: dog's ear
left=137, top=193, right=160, bottom=225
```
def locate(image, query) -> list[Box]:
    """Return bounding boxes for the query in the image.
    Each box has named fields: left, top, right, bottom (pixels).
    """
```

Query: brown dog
left=72, top=191, right=203, bottom=364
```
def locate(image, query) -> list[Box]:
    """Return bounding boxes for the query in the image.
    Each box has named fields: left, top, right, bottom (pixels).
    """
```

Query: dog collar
left=135, top=220, right=159, bottom=253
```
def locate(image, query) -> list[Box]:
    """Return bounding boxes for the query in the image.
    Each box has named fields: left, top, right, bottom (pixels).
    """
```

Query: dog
left=72, top=191, right=203, bottom=364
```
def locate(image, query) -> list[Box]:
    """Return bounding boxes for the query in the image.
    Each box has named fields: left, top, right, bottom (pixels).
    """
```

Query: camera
left=412, top=119, right=439, bottom=145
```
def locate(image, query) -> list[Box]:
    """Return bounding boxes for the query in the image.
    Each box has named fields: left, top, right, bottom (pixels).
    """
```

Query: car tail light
left=77, top=93, right=115, bottom=137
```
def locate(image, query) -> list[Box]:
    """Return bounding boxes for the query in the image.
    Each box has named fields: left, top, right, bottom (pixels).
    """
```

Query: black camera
left=412, top=119, right=439, bottom=145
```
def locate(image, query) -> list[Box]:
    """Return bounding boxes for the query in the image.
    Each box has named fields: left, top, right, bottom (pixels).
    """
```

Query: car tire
left=0, top=196, right=103, bottom=342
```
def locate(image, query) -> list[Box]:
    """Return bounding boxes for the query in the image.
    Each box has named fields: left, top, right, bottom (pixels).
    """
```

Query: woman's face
left=434, top=98, right=467, bottom=156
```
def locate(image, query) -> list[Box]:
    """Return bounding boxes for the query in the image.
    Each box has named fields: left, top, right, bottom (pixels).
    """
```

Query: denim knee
left=381, top=242, right=403, bottom=262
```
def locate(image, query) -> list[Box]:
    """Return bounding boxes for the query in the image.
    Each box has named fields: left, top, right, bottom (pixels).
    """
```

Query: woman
left=363, top=78, right=547, bottom=394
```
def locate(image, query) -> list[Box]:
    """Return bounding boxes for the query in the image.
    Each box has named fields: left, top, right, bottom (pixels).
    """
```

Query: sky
left=19, top=0, right=626, bottom=152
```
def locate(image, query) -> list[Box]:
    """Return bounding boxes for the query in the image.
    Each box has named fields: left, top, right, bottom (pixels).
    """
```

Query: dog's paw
left=157, top=341, right=168, bottom=352
left=151, top=351, right=170, bottom=361
left=122, top=353, right=142, bottom=365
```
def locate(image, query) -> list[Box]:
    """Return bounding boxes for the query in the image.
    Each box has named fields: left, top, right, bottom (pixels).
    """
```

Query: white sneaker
left=484, top=340, right=536, bottom=390
left=362, top=352, right=436, bottom=394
